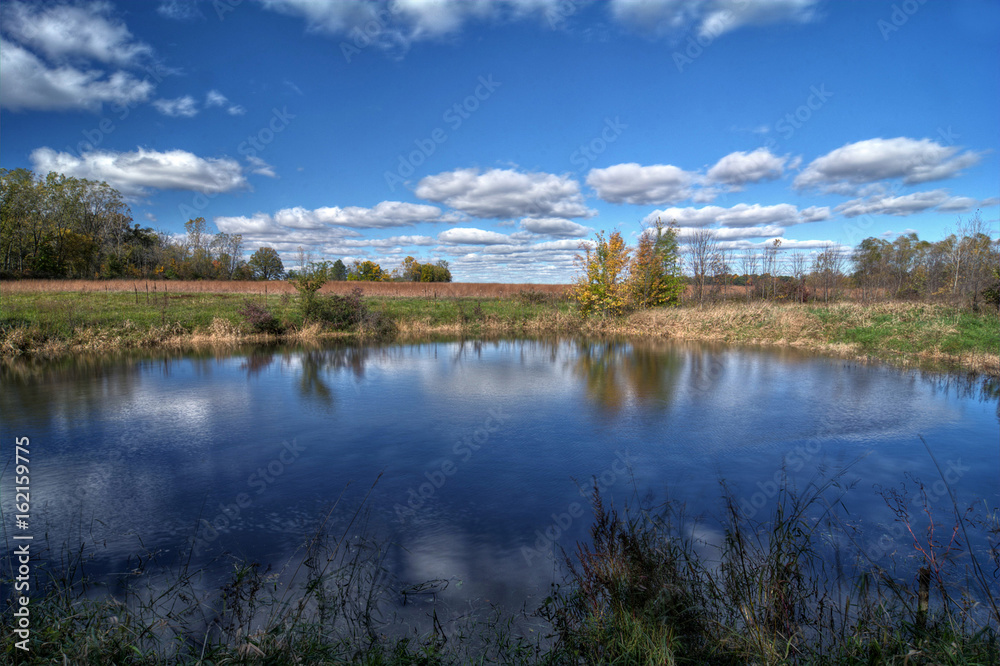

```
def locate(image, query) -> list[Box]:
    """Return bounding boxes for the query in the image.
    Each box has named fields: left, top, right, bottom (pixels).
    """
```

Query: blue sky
left=1, top=0, right=997, bottom=282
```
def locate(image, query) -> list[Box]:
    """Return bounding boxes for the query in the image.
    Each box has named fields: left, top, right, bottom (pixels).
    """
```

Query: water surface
left=2, top=339, right=997, bottom=616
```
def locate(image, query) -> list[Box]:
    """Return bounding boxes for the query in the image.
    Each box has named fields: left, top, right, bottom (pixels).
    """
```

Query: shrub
left=236, top=298, right=283, bottom=334
left=358, top=307, right=397, bottom=338
left=304, top=287, right=395, bottom=337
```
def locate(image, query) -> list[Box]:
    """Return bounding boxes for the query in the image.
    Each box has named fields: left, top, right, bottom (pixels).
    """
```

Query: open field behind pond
left=0, top=279, right=571, bottom=298
left=1, top=282, right=997, bottom=374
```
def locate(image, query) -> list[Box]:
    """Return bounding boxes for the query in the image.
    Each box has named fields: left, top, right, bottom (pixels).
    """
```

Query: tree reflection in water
left=570, top=340, right=683, bottom=412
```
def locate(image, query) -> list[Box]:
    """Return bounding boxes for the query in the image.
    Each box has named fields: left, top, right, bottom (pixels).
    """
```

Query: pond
left=2, top=339, right=997, bottom=622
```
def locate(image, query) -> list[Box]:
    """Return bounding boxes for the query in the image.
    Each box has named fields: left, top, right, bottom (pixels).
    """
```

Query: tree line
left=576, top=214, right=999, bottom=314
left=0, top=168, right=450, bottom=283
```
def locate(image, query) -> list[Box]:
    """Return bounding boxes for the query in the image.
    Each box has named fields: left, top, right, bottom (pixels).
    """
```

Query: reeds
left=542, top=471, right=1000, bottom=665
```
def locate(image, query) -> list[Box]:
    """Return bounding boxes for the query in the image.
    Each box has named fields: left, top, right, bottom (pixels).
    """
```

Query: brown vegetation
left=0, top=279, right=571, bottom=299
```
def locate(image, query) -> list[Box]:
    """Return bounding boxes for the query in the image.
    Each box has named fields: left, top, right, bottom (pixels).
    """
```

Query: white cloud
left=1, top=1, right=153, bottom=66
left=713, top=238, right=849, bottom=252
left=609, top=0, right=820, bottom=39
left=360, top=235, right=437, bottom=248
left=313, top=201, right=444, bottom=228
left=258, top=0, right=386, bottom=34
left=0, top=39, right=154, bottom=112
left=587, top=163, right=697, bottom=205
left=205, top=89, right=228, bottom=107
left=216, top=212, right=284, bottom=236
left=706, top=148, right=786, bottom=187
left=794, top=137, right=984, bottom=193
left=260, top=0, right=575, bottom=53
left=203, top=89, right=245, bottom=114
left=518, top=217, right=592, bottom=237
left=153, top=95, right=198, bottom=117
left=438, top=228, right=514, bottom=245
left=834, top=189, right=991, bottom=218
left=260, top=0, right=821, bottom=63
left=416, top=168, right=594, bottom=219
left=30, top=147, right=247, bottom=197
left=218, top=202, right=443, bottom=237
left=674, top=225, right=786, bottom=240
left=157, top=1, right=202, bottom=21
left=246, top=156, right=277, bottom=178
left=643, top=203, right=829, bottom=228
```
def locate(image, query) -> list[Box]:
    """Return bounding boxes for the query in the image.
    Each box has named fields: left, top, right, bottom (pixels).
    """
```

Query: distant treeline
left=1, top=168, right=994, bottom=307
left=677, top=216, right=998, bottom=309
left=0, top=168, right=450, bottom=282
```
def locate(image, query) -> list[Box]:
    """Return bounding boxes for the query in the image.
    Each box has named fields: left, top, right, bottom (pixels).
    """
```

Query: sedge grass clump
left=543, top=490, right=713, bottom=664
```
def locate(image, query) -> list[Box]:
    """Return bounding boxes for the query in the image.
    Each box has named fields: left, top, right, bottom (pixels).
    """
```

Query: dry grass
left=616, top=301, right=1000, bottom=375
left=0, top=279, right=571, bottom=299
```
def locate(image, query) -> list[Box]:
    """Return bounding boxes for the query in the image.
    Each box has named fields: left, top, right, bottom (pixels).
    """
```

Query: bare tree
left=762, top=238, right=782, bottom=299
left=740, top=246, right=759, bottom=303
left=789, top=252, right=808, bottom=301
left=686, top=229, right=718, bottom=305
left=956, top=211, right=995, bottom=308
left=812, top=243, right=846, bottom=302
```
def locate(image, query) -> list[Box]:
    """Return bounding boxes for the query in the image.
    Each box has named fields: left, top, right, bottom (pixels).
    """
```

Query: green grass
left=808, top=302, right=999, bottom=366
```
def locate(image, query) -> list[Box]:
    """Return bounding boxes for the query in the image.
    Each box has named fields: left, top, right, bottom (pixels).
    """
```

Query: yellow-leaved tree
left=630, top=218, right=684, bottom=308
left=574, top=231, right=631, bottom=316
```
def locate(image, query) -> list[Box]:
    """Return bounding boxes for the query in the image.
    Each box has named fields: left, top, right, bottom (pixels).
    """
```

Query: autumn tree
left=398, top=256, right=452, bottom=282
left=630, top=219, right=684, bottom=308
left=574, top=230, right=631, bottom=316
left=347, top=259, right=389, bottom=281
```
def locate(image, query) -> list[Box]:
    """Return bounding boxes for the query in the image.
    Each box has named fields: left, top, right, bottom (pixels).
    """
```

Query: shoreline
left=2, top=289, right=997, bottom=376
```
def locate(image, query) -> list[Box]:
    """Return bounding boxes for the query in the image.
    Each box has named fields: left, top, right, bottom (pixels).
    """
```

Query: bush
left=304, top=287, right=395, bottom=337
left=236, top=298, right=283, bottom=334
left=358, top=308, right=397, bottom=338
left=303, top=288, right=362, bottom=329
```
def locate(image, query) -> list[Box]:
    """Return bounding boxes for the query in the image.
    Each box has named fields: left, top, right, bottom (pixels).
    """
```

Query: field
left=0, top=279, right=571, bottom=298
left=1, top=280, right=997, bottom=375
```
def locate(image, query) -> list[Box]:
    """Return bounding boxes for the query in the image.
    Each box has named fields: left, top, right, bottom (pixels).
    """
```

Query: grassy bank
left=3, top=478, right=997, bottom=664
left=1, top=285, right=997, bottom=374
